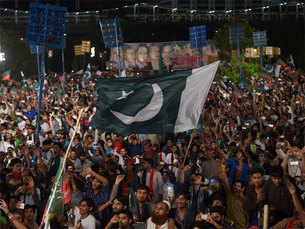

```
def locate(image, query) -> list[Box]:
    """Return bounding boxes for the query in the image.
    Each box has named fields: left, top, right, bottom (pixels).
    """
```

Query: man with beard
left=101, top=196, right=129, bottom=227
left=105, top=210, right=134, bottom=229
left=200, top=206, right=233, bottom=229
left=118, top=210, right=134, bottom=229
left=147, top=201, right=176, bottom=229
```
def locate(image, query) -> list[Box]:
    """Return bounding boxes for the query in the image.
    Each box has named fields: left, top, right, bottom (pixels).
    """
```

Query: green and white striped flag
left=40, top=162, right=65, bottom=229
left=92, top=61, right=219, bottom=136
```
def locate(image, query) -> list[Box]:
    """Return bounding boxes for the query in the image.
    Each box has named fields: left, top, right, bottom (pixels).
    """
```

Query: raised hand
left=115, top=174, right=125, bottom=185
left=287, top=181, right=296, bottom=195
left=0, top=199, right=9, bottom=214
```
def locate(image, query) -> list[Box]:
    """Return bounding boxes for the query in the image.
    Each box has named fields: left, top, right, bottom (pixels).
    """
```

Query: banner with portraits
left=109, top=40, right=218, bottom=72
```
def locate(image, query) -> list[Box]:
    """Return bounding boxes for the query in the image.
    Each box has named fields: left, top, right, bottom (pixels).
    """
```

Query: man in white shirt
left=70, top=199, right=96, bottom=229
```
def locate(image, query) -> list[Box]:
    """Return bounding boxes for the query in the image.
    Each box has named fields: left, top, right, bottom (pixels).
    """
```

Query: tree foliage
left=213, top=17, right=255, bottom=62
left=213, top=18, right=261, bottom=82
left=217, top=55, right=261, bottom=83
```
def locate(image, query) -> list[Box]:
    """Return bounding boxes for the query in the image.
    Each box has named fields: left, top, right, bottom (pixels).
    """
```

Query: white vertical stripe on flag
left=174, top=61, right=220, bottom=133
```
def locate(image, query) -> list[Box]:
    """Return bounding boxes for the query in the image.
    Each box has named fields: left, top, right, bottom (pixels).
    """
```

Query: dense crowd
left=0, top=66, right=304, bottom=229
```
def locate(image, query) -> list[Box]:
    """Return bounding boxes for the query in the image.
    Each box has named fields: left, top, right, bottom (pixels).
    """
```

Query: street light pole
left=134, top=4, right=139, bottom=17
left=153, top=5, right=158, bottom=22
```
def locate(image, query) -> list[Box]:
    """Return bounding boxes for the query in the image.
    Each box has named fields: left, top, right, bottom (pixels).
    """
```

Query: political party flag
left=10, top=88, right=18, bottom=97
left=41, top=162, right=65, bottom=229
left=92, top=61, right=219, bottom=136
left=1, top=70, right=11, bottom=81
left=21, top=72, right=30, bottom=92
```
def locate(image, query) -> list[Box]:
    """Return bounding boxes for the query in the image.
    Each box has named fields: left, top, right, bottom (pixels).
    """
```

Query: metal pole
left=114, top=18, right=121, bottom=78
left=134, top=4, right=137, bottom=17
left=260, top=46, right=263, bottom=77
left=153, top=6, right=156, bottom=22
left=15, top=0, right=18, bottom=24
left=36, top=49, right=44, bottom=139
left=62, top=48, right=65, bottom=91
left=237, top=37, right=242, bottom=81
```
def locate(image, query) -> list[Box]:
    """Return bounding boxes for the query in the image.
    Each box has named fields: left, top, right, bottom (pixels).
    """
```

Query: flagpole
left=114, top=17, right=121, bottom=78
left=62, top=48, right=65, bottom=91
left=182, top=131, right=195, bottom=166
left=39, top=108, right=84, bottom=229
left=36, top=47, right=44, bottom=141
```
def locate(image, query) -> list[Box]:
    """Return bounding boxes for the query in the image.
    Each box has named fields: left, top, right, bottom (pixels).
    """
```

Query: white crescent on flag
left=110, top=83, right=163, bottom=125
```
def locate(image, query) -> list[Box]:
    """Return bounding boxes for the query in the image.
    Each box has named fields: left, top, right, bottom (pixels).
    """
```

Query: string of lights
left=0, top=1, right=303, bottom=16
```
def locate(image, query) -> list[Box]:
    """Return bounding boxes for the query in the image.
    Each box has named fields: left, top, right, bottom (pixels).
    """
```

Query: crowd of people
left=0, top=65, right=304, bottom=229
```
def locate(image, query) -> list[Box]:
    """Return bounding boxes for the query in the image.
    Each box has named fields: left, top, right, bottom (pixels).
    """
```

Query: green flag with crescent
left=92, top=61, right=219, bottom=136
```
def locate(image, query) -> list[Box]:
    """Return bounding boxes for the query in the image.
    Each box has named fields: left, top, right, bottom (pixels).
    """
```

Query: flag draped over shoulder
left=41, top=162, right=65, bottom=229
left=92, top=61, right=220, bottom=136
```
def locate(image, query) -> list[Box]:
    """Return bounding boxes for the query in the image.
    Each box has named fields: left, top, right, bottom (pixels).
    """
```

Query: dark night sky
left=1, top=0, right=304, bottom=11
left=0, top=0, right=303, bottom=71
left=0, top=0, right=161, bottom=11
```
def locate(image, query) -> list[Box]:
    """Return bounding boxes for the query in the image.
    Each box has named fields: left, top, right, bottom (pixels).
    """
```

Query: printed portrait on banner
left=109, top=41, right=218, bottom=73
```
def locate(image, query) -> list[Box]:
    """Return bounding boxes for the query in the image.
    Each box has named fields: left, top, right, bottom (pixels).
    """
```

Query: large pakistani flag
left=92, top=61, right=219, bottom=136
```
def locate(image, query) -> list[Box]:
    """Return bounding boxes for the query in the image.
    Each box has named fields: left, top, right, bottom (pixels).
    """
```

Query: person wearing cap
left=262, top=166, right=294, bottom=223
left=146, top=201, right=176, bottom=229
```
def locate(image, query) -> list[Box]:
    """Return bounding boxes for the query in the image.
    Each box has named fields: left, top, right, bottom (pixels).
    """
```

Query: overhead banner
left=109, top=40, right=218, bottom=72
